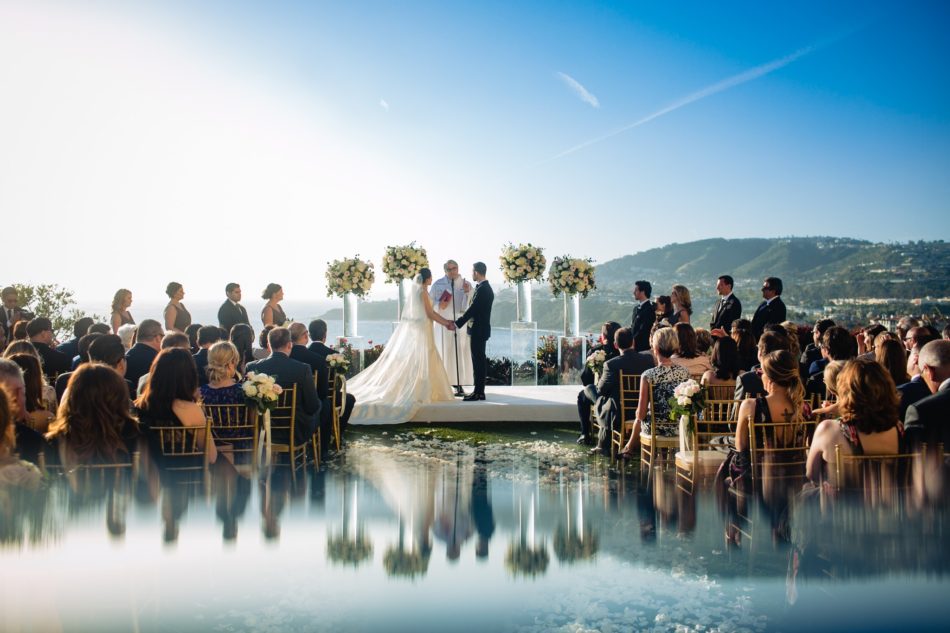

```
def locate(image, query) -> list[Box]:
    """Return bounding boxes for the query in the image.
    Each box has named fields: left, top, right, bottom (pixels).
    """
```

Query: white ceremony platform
left=409, top=385, right=579, bottom=424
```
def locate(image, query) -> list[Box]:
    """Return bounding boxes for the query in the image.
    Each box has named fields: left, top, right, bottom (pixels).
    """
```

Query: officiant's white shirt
left=429, top=275, right=473, bottom=386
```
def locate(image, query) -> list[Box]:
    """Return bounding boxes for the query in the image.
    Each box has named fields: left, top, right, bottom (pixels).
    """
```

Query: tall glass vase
left=563, top=293, right=580, bottom=337
left=396, top=278, right=410, bottom=322
left=343, top=292, right=359, bottom=337
left=516, top=281, right=532, bottom=323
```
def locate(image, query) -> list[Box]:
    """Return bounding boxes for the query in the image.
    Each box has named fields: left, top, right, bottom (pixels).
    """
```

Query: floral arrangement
left=585, top=349, right=607, bottom=377
left=548, top=256, right=596, bottom=298
left=325, top=256, right=375, bottom=298
left=381, top=243, right=429, bottom=283
left=326, top=533, right=373, bottom=566
left=326, top=352, right=350, bottom=375
left=499, top=242, right=546, bottom=283
left=668, top=379, right=706, bottom=425
left=243, top=372, right=283, bottom=412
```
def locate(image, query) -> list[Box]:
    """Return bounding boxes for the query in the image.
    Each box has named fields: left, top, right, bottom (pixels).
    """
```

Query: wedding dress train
left=347, top=278, right=455, bottom=424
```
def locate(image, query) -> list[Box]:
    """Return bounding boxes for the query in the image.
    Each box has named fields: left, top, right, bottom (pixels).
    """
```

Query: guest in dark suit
left=246, top=327, right=320, bottom=446
left=87, top=334, right=136, bottom=398
left=1, top=286, right=32, bottom=340
left=805, top=326, right=856, bottom=399
left=308, top=319, right=355, bottom=431
left=709, top=275, right=742, bottom=337
left=26, top=318, right=72, bottom=379
left=898, top=375, right=932, bottom=420
left=125, top=319, right=164, bottom=388
left=587, top=328, right=657, bottom=455
left=904, top=340, right=950, bottom=449
left=630, top=280, right=656, bottom=352
left=288, top=323, right=331, bottom=451
left=55, top=332, right=104, bottom=402
left=751, top=277, right=787, bottom=341
left=801, top=318, right=835, bottom=376
left=455, top=262, right=494, bottom=401
left=575, top=322, right=622, bottom=445
left=55, top=317, right=94, bottom=363
left=193, top=326, right=224, bottom=386
left=218, top=283, right=251, bottom=333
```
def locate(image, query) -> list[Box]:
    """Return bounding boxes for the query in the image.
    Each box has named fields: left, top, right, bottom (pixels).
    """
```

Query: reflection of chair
left=610, top=373, right=641, bottom=460
left=747, top=416, right=808, bottom=487
left=327, top=371, right=347, bottom=451
left=834, top=445, right=920, bottom=502
left=205, top=403, right=258, bottom=467
left=640, top=384, right=678, bottom=468
left=675, top=400, right=731, bottom=491
left=267, top=385, right=320, bottom=469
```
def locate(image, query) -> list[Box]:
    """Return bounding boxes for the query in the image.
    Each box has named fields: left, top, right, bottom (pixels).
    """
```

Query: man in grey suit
left=589, top=327, right=656, bottom=455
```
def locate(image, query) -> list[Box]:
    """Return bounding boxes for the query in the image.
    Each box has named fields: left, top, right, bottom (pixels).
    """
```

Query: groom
left=455, top=262, right=494, bottom=401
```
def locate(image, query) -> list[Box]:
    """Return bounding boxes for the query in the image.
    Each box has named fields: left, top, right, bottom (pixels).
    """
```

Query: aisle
left=410, top=385, right=579, bottom=423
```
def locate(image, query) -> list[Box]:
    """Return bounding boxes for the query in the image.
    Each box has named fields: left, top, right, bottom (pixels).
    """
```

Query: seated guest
left=898, top=316, right=921, bottom=350
left=185, top=323, right=202, bottom=354
left=620, top=327, right=689, bottom=457
left=27, top=317, right=72, bottom=379
left=780, top=321, right=802, bottom=371
left=694, top=328, right=713, bottom=357
left=3, top=340, right=38, bottom=359
left=731, top=319, right=757, bottom=372
left=701, top=336, right=741, bottom=399
left=199, top=342, right=247, bottom=441
left=0, top=359, right=50, bottom=465
left=289, top=322, right=331, bottom=451
left=55, top=333, right=103, bottom=401
left=807, top=359, right=903, bottom=484
left=11, top=321, right=29, bottom=341
left=246, top=327, right=320, bottom=448
left=194, top=325, right=224, bottom=386
left=813, top=360, right=846, bottom=420
left=218, top=283, right=251, bottom=333
left=669, top=284, right=692, bottom=325
left=163, top=282, right=192, bottom=333
left=904, top=340, right=950, bottom=449
left=87, top=335, right=134, bottom=398
left=254, top=324, right=275, bottom=360
left=116, top=323, right=136, bottom=351
left=125, top=319, right=164, bottom=388
left=261, top=283, right=287, bottom=327
left=801, top=318, right=835, bottom=375
left=906, top=326, right=939, bottom=379
left=46, top=364, right=142, bottom=466
left=575, top=321, right=622, bottom=445
left=8, top=354, right=56, bottom=433
left=671, top=323, right=711, bottom=377
left=110, top=288, right=135, bottom=333
left=734, top=330, right=790, bottom=402
left=588, top=327, right=656, bottom=455
left=308, top=319, right=355, bottom=432
left=137, top=332, right=191, bottom=396
left=0, top=383, right=42, bottom=490
left=857, top=323, right=887, bottom=359
left=229, top=323, right=256, bottom=372
left=134, top=348, right=217, bottom=463
left=654, top=295, right=673, bottom=326
left=877, top=338, right=910, bottom=388
left=56, top=316, right=94, bottom=361
left=806, top=326, right=856, bottom=399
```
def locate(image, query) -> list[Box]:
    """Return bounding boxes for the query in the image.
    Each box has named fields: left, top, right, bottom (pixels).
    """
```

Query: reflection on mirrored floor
left=2, top=430, right=949, bottom=632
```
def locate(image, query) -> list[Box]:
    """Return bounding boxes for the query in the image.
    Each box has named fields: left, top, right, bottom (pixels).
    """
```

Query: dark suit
left=246, top=352, right=320, bottom=445
left=125, top=343, right=158, bottom=390
left=194, top=348, right=210, bottom=386
left=904, top=384, right=950, bottom=450
left=734, top=367, right=765, bottom=402
left=456, top=280, right=494, bottom=396
left=33, top=341, right=72, bottom=379
left=308, top=341, right=355, bottom=430
left=56, top=337, right=81, bottom=363
left=576, top=344, right=619, bottom=439
left=592, top=350, right=657, bottom=450
left=218, top=300, right=250, bottom=333
left=900, top=377, right=938, bottom=425
left=290, top=344, right=331, bottom=450
left=2, top=307, right=28, bottom=337
left=710, top=293, right=742, bottom=334
left=631, top=301, right=656, bottom=352
left=751, top=297, right=787, bottom=341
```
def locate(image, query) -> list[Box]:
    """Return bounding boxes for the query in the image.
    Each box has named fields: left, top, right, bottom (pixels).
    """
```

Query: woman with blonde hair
left=110, top=288, right=135, bottom=334
left=780, top=321, right=802, bottom=369
left=670, top=285, right=692, bottom=325
left=199, top=341, right=246, bottom=441
left=813, top=360, right=846, bottom=419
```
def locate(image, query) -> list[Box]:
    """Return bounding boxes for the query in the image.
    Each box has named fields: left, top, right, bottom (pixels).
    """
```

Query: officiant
left=430, top=260, right=473, bottom=395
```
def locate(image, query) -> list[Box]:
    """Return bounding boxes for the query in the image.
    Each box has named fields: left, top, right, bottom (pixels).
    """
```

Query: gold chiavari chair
left=747, top=416, right=809, bottom=489
left=703, top=382, right=735, bottom=402
left=675, top=398, right=732, bottom=492
left=205, top=403, right=259, bottom=467
left=834, top=444, right=921, bottom=505
left=610, top=373, right=641, bottom=460
left=267, top=385, right=320, bottom=469
left=150, top=420, right=212, bottom=471
left=640, top=384, right=678, bottom=468
left=331, top=372, right=347, bottom=451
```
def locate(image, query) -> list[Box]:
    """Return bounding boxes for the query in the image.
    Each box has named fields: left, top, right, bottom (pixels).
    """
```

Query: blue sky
left=1, top=0, right=947, bottom=302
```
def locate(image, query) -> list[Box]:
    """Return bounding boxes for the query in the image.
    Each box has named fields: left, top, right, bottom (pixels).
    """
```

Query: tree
left=12, top=284, right=103, bottom=341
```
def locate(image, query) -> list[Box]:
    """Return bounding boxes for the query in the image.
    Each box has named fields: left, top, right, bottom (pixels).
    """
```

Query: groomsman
left=218, top=283, right=250, bottom=333
left=751, top=277, right=787, bottom=341
left=630, top=280, right=655, bottom=352
left=455, top=262, right=494, bottom=401
left=709, top=275, right=742, bottom=337
left=2, top=286, right=31, bottom=338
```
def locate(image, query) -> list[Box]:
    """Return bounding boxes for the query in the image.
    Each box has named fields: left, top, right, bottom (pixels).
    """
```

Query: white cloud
left=557, top=71, right=600, bottom=108
left=379, top=98, right=389, bottom=111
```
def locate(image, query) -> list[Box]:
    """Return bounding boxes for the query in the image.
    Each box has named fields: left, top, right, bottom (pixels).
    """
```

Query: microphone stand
left=451, top=276, right=464, bottom=397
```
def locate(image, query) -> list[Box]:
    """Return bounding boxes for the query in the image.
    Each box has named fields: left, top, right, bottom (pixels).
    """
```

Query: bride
left=347, top=268, right=457, bottom=424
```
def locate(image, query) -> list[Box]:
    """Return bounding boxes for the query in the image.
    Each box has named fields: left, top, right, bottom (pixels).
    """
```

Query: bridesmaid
left=261, top=283, right=287, bottom=327
left=163, top=282, right=192, bottom=333
left=110, top=288, right=135, bottom=333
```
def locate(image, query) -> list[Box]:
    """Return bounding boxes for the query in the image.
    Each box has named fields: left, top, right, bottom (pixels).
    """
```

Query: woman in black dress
left=110, top=288, right=135, bottom=334
left=261, top=283, right=287, bottom=327
left=163, top=282, right=192, bottom=333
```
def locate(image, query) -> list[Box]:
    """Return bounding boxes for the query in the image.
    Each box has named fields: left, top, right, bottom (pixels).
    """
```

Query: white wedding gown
left=347, top=278, right=455, bottom=424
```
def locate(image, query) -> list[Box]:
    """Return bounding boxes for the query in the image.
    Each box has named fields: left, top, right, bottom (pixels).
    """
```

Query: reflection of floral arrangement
left=327, top=532, right=373, bottom=566
left=500, top=242, right=546, bottom=283
left=325, top=256, right=375, bottom=298
left=384, top=547, right=431, bottom=578
left=505, top=542, right=550, bottom=577
left=669, top=379, right=705, bottom=424
left=585, top=349, right=607, bottom=376
left=382, top=243, right=429, bottom=283
left=326, top=353, right=350, bottom=375
left=553, top=524, right=599, bottom=562
left=243, top=372, right=283, bottom=412
left=548, top=256, right=596, bottom=298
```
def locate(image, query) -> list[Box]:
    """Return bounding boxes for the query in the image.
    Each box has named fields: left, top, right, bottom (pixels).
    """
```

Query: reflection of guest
left=261, top=468, right=292, bottom=540
left=216, top=465, right=251, bottom=542
left=471, top=448, right=495, bottom=560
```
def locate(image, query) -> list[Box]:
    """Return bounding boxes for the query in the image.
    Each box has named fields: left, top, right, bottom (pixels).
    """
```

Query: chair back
left=747, top=415, right=808, bottom=484
left=834, top=445, right=920, bottom=500
left=703, top=382, right=735, bottom=401
left=205, top=403, right=258, bottom=464
left=150, top=421, right=211, bottom=470
left=269, top=385, right=298, bottom=449
left=619, top=373, right=641, bottom=424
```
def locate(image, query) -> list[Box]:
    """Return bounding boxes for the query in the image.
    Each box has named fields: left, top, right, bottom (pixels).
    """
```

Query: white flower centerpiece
left=243, top=371, right=284, bottom=466
left=382, top=243, right=428, bottom=321
left=668, top=379, right=706, bottom=453
left=500, top=242, right=545, bottom=322
left=548, top=256, right=596, bottom=337
left=585, top=349, right=607, bottom=382
left=326, top=255, right=375, bottom=337
left=326, top=352, right=351, bottom=376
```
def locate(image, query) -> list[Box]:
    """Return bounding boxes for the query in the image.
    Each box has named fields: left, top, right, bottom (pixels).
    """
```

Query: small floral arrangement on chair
left=585, top=349, right=607, bottom=378
left=326, top=353, right=350, bottom=375
left=243, top=372, right=283, bottom=410
left=668, top=378, right=705, bottom=431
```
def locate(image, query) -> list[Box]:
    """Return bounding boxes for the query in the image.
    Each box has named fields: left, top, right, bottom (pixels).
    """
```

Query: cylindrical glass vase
left=516, top=281, right=533, bottom=323
left=343, top=292, right=359, bottom=337
left=563, top=293, right=580, bottom=337
left=396, top=278, right=410, bottom=321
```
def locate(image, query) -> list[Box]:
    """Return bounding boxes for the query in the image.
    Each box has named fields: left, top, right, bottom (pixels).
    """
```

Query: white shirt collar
left=230, top=299, right=240, bottom=307
left=720, top=292, right=733, bottom=302
left=638, top=299, right=649, bottom=307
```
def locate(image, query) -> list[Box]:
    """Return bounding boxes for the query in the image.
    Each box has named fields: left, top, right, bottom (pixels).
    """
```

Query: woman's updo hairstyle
left=418, top=268, right=432, bottom=283
left=261, top=283, right=282, bottom=300
left=165, top=282, right=182, bottom=298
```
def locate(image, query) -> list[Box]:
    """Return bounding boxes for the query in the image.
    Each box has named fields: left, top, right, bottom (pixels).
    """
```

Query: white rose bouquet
left=243, top=371, right=284, bottom=413
left=326, top=352, right=350, bottom=375
left=585, top=349, right=607, bottom=377
left=326, top=256, right=375, bottom=298
left=668, top=379, right=706, bottom=431
left=499, top=242, right=546, bottom=283
left=382, top=243, right=429, bottom=283
left=548, top=256, right=596, bottom=298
